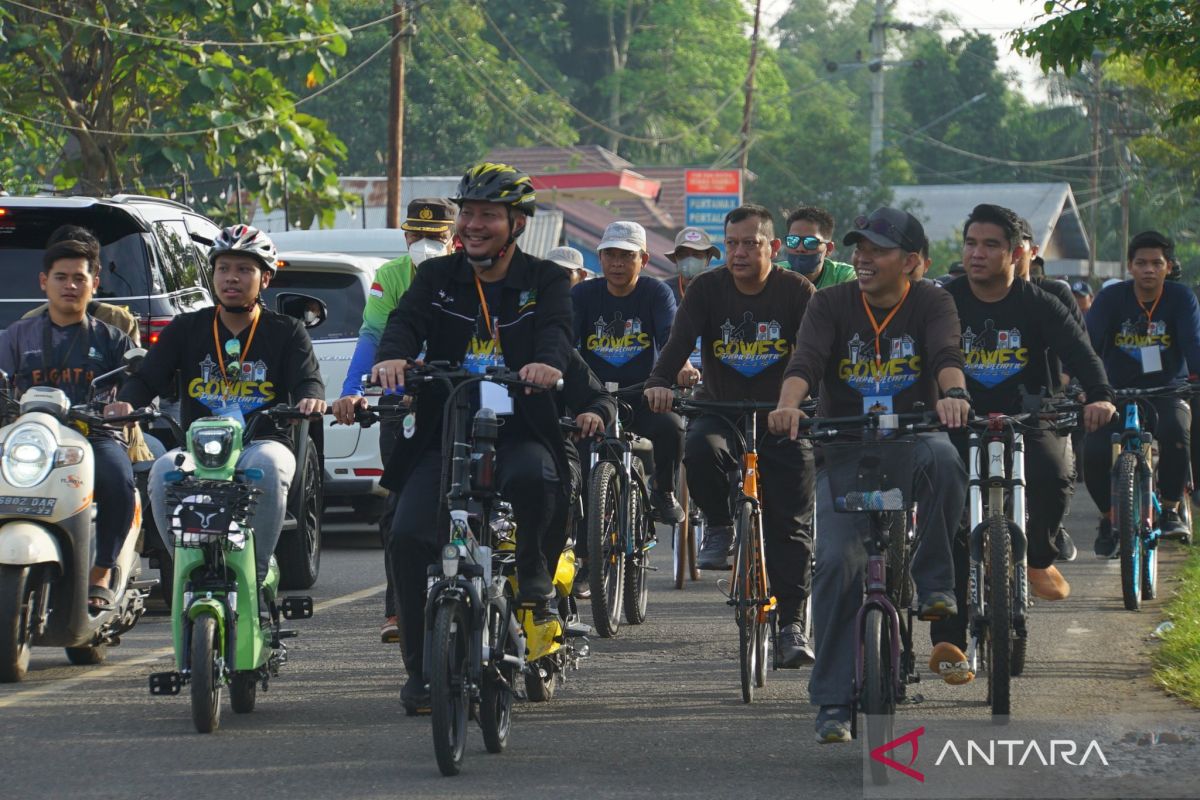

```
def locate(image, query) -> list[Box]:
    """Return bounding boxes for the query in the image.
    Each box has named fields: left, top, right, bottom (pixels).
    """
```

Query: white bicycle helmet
left=209, top=224, right=278, bottom=276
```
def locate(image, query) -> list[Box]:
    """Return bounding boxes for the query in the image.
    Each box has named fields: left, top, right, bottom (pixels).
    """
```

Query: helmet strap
left=465, top=208, right=522, bottom=270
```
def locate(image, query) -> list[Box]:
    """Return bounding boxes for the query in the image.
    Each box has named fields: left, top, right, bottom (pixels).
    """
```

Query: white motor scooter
left=0, top=349, right=153, bottom=681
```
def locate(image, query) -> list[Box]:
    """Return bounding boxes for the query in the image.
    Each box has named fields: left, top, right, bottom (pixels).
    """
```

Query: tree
left=0, top=0, right=351, bottom=227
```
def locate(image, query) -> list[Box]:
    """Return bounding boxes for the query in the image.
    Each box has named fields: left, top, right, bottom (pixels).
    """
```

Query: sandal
left=88, top=585, right=116, bottom=612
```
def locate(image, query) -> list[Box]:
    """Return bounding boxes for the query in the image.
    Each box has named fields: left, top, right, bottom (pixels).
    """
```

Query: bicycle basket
left=821, top=440, right=917, bottom=513
left=165, top=479, right=259, bottom=551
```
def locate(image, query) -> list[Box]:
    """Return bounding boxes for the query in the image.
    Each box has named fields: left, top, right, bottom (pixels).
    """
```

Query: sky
left=762, top=0, right=1055, bottom=103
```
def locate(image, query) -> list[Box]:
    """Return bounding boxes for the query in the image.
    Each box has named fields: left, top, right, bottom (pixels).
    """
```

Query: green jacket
left=340, top=254, right=415, bottom=396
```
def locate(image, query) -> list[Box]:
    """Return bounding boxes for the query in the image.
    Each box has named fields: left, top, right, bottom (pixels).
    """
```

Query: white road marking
left=0, top=582, right=387, bottom=709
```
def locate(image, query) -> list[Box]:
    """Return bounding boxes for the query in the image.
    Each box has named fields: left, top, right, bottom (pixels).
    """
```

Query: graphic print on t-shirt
left=1115, top=317, right=1170, bottom=361
left=463, top=311, right=505, bottom=375
left=961, top=320, right=1028, bottom=387
left=585, top=312, right=651, bottom=367
left=713, top=312, right=790, bottom=377
left=837, top=332, right=921, bottom=398
left=189, top=353, right=275, bottom=417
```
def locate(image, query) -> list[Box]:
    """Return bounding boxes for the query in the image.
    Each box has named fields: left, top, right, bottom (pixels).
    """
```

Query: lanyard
left=473, top=273, right=499, bottom=343
left=1137, top=288, right=1163, bottom=329
left=212, top=307, right=261, bottom=394
left=860, top=282, right=911, bottom=366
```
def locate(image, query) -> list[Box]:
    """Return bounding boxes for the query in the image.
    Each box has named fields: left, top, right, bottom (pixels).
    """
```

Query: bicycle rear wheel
left=986, top=513, right=1012, bottom=717
left=1114, top=452, right=1143, bottom=611
left=862, top=607, right=895, bottom=786
left=430, top=600, right=471, bottom=776
left=587, top=461, right=625, bottom=637
left=674, top=474, right=691, bottom=590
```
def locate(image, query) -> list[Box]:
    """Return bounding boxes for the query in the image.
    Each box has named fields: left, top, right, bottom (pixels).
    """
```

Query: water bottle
left=471, top=407, right=499, bottom=490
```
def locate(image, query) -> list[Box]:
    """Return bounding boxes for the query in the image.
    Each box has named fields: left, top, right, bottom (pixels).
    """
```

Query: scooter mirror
left=123, top=348, right=147, bottom=372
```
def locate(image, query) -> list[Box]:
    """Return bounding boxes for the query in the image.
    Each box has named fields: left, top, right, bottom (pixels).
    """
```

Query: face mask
left=304, top=310, right=319, bottom=325
left=786, top=252, right=822, bottom=275
left=677, top=256, right=709, bottom=280
left=408, top=238, right=448, bottom=266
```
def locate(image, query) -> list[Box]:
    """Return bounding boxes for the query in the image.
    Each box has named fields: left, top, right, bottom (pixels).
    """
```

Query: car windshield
left=261, top=269, right=365, bottom=341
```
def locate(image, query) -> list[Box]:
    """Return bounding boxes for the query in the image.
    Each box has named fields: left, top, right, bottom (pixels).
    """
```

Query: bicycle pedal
left=565, top=621, right=591, bottom=637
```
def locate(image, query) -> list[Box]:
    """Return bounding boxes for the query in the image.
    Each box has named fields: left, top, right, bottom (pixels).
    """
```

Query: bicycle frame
left=588, top=397, right=654, bottom=564
left=1112, top=400, right=1158, bottom=546
left=722, top=409, right=773, bottom=624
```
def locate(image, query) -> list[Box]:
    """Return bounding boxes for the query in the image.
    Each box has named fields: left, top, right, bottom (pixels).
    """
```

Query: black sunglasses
left=784, top=234, right=826, bottom=251
left=853, top=215, right=918, bottom=252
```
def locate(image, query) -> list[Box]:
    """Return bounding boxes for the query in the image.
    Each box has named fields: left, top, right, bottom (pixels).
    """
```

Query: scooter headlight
left=193, top=427, right=235, bottom=469
left=1, top=423, right=55, bottom=488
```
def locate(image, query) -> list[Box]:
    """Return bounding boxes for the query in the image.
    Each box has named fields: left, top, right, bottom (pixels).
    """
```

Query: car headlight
left=193, top=427, right=235, bottom=469
left=1, top=423, right=55, bottom=488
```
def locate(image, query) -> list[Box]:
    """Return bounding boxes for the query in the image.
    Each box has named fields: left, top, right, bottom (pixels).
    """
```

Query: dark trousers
left=627, top=399, right=685, bottom=493
left=92, top=436, right=135, bottom=570
left=1084, top=396, right=1190, bottom=511
left=682, top=413, right=815, bottom=625
left=378, top=399, right=403, bottom=619
left=389, top=438, right=565, bottom=675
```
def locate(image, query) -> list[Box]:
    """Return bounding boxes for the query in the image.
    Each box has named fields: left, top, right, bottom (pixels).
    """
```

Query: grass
left=1153, top=544, right=1200, bottom=707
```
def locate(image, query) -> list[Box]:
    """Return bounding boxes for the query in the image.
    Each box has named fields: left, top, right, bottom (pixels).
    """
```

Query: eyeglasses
left=784, top=234, right=826, bottom=251
left=853, top=215, right=919, bottom=252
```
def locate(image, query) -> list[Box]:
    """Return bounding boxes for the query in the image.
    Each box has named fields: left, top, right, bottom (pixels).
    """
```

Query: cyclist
left=1084, top=230, right=1200, bottom=553
left=107, top=224, right=327, bottom=584
left=547, top=246, right=589, bottom=287
left=574, top=220, right=684, bottom=523
left=368, top=162, right=573, bottom=711
left=768, top=206, right=970, bottom=744
left=645, top=204, right=818, bottom=668
left=0, top=238, right=137, bottom=611
left=333, top=197, right=456, bottom=644
left=932, top=203, right=1116, bottom=682
left=664, top=226, right=721, bottom=389
left=780, top=205, right=856, bottom=289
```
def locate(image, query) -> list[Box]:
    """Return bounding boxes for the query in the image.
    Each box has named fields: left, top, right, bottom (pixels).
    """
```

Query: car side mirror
left=276, top=293, right=327, bottom=329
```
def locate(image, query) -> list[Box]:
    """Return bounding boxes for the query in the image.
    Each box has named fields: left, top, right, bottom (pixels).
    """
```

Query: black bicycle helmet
left=453, top=162, right=537, bottom=217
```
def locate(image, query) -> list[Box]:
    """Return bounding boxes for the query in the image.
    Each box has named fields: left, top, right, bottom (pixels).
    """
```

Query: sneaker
left=1029, top=565, right=1071, bottom=601
left=777, top=623, right=815, bottom=668
left=572, top=562, right=592, bottom=600
left=380, top=615, right=400, bottom=644
left=916, top=590, right=958, bottom=621
left=517, top=568, right=555, bottom=605
left=814, top=705, right=852, bottom=744
left=1094, top=517, right=1118, bottom=559
left=400, top=674, right=430, bottom=715
left=651, top=490, right=685, bottom=524
left=697, top=525, right=734, bottom=570
left=928, top=642, right=974, bottom=685
left=1159, top=507, right=1191, bottom=541
left=1055, top=526, right=1078, bottom=562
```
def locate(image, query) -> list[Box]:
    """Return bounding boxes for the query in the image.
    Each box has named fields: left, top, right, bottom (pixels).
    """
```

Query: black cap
left=843, top=207, right=927, bottom=254
left=401, top=197, right=456, bottom=233
left=1017, top=216, right=1034, bottom=241
left=1071, top=279, right=1093, bottom=297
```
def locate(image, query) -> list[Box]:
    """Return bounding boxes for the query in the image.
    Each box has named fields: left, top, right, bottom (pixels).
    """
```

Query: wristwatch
left=945, top=387, right=972, bottom=404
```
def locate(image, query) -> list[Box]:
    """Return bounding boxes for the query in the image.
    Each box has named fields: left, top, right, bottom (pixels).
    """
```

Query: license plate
left=0, top=496, right=57, bottom=516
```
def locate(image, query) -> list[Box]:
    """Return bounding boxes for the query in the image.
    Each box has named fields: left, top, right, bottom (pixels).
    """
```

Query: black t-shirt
left=119, top=307, right=324, bottom=444
left=572, top=276, right=676, bottom=387
left=945, top=278, right=1112, bottom=413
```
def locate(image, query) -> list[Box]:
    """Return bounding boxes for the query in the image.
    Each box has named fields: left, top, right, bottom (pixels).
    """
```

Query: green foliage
left=1153, top=545, right=1200, bottom=707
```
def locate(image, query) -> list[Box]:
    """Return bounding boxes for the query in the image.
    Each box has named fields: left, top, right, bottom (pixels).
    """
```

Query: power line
left=0, top=30, right=399, bottom=139
left=901, top=128, right=1111, bottom=167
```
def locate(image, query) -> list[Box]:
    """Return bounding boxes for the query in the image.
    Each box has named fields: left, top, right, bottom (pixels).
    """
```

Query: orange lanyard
left=860, top=282, right=911, bottom=366
left=1137, top=288, right=1163, bottom=329
left=213, top=307, right=261, bottom=393
left=473, top=274, right=499, bottom=343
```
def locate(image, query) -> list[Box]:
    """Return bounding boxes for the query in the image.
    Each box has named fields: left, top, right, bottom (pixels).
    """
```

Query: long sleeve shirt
left=341, top=255, right=415, bottom=396
left=1085, top=279, right=1200, bottom=389
left=572, top=275, right=676, bottom=387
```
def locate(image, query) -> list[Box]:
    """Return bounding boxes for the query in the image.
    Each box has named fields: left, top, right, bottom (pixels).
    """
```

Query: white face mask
left=304, top=310, right=320, bottom=325
left=677, top=255, right=710, bottom=280
left=408, top=238, right=449, bottom=266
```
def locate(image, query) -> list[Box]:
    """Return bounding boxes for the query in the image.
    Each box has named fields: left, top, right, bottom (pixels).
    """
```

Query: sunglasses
left=852, top=215, right=919, bottom=252
left=784, top=234, right=826, bottom=251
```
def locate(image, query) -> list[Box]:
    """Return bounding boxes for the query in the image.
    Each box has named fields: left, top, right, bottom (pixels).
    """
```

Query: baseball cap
left=597, top=220, right=647, bottom=253
left=546, top=246, right=586, bottom=272
left=401, top=197, right=456, bottom=233
left=665, top=226, right=721, bottom=262
left=1017, top=217, right=1034, bottom=241
left=842, top=207, right=926, bottom=253
left=1070, top=279, right=1093, bottom=297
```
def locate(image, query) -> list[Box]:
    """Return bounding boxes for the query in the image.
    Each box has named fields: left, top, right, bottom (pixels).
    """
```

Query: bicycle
left=673, top=465, right=703, bottom=589
left=794, top=410, right=941, bottom=785
left=673, top=395, right=778, bottom=704
left=1107, top=383, right=1197, bottom=611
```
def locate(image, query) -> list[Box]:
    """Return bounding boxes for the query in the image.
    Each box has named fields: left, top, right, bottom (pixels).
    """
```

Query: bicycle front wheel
left=986, top=514, right=1012, bottom=717
left=587, top=461, right=625, bottom=637
left=1114, top=452, right=1143, bottom=611
left=479, top=597, right=515, bottom=754
left=734, top=500, right=764, bottom=703
left=623, top=485, right=650, bottom=625
left=430, top=599, right=471, bottom=776
left=863, top=606, right=895, bottom=786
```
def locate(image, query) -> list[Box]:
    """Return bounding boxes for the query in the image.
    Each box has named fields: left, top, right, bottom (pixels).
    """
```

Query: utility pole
left=1086, top=51, right=1104, bottom=278
left=868, top=0, right=887, bottom=170
left=386, top=1, right=411, bottom=229
left=739, top=0, right=764, bottom=173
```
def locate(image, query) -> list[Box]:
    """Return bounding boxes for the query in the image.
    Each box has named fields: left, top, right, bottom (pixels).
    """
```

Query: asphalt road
left=2, top=495, right=1198, bottom=800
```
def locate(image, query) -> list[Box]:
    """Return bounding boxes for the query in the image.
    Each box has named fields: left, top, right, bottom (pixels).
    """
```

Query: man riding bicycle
left=645, top=204, right=818, bottom=668
left=107, top=224, right=327, bottom=584
left=1083, top=230, right=1200, bottom=553
left=367, top=162, right=574, bottom=712
left=768, top=206, right=970, bottom=744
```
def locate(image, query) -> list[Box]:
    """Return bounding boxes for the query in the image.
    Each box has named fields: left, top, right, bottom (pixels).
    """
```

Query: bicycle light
left=442, top=544, right=460, bottom=578
left=193, top=427, right=235, bottom=469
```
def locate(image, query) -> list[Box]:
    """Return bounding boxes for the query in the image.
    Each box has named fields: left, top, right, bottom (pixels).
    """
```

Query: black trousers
left=626, top=398, right=685, bottom=493
left=1084, top=396, right=1190, bottom=511
left=389, top=437, right=565, bottom=675
left=92, top=436, right=135, bottom=570
left=682, top=413, right=815, bottom=625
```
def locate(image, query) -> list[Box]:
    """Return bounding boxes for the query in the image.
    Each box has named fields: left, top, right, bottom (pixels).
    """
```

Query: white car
left=263, top=250, right=395, bottom=520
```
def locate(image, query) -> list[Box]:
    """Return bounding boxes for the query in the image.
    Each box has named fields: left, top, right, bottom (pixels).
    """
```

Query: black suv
left=0, top=194, right=220, bottom=336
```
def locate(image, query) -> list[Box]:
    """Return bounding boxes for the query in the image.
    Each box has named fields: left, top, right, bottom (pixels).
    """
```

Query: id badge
left=863, top=395, right=895, bottom=414
left=1140, top=345, right=1163, bottom=374
left=481, top=381, right=513, bottom=415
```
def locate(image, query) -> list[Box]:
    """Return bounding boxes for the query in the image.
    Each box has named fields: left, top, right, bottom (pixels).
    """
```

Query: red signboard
left=685, top=169, right=741, bottom=195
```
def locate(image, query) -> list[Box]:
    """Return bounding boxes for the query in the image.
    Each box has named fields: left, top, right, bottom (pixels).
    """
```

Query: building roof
left=484, top=145, right=634, bottom=174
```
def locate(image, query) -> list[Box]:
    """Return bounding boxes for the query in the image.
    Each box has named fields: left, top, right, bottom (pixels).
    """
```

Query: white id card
left=1140, top=345, right=1163, bottom=374
left=481, top=381, right=513, bottom=415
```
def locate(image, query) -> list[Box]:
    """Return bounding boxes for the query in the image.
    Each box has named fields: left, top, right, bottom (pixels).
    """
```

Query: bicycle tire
left=674, top=475, right=690, bottom=590
left=1011, top=637, right=1028, bottom=678
left=735, top=500, right=757, bottom=704
left=623, top=485, right=650, bottom=625
left=587, top=461, right=625, bottom=637
left=751, top=510, right=769, bottom=688
left=1144, top=472, right=1160, bottom=601
left=986, top=513, right=1012, bottom=717
left=863, top=607, right=895, bottom=786
left=479, top=597, right=515, bottom=754
left=1115, top=452, right=1143, bottom=611
left=430, top=600, right=470, bottom=776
